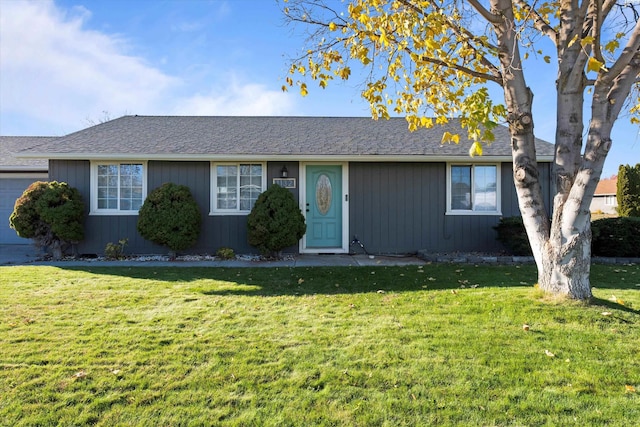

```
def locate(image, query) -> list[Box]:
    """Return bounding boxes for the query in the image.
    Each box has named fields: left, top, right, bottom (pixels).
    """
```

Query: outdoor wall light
left=281, top=165, right=288, bottom=178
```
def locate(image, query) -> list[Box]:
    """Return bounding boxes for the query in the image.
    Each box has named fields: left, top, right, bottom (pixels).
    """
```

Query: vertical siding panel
left=51, top=159, right=548, bottom=256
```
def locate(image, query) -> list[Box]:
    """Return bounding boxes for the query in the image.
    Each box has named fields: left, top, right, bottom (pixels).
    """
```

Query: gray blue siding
left=50, top=159, right=552, bottom=256
left=348, top=162, right=552, bottom=254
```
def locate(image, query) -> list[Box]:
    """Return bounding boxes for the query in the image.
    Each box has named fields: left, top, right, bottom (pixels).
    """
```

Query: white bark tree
left=282, top=0, right=640, bottom=300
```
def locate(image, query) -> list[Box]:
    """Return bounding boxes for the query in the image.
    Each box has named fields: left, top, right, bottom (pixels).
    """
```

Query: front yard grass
left=1, top=263, right=639, bottom=426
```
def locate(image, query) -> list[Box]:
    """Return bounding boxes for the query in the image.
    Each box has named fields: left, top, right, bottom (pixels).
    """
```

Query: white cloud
left=0, top=0, right=177, bottom=133
left=173, top=77, right=295, bottom=116
left=0, top=0, right=298, bottom=135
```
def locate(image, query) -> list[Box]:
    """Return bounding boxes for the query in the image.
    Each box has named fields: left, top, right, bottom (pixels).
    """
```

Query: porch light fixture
left=281, top=165, right=288, bottom=178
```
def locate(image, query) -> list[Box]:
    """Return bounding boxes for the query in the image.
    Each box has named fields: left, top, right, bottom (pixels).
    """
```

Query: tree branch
left=466, top=0, right=502, bottom=24
left=415, top=52, right=504, bottom=83
left=399, top=0, right=502, bottom=82
left=512, top=0, right=557, bottom=42
left=605, top=18, right=640, bottom=82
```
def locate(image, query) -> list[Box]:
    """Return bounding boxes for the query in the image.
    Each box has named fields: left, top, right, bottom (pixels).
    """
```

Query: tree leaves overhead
left=284, top=0, right=508, bottom=143
left=283, top=0, right=640, bottom=143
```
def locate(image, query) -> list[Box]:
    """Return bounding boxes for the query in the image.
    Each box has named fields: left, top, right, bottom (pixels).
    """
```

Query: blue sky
left=0, top=0, right=637, bottom=177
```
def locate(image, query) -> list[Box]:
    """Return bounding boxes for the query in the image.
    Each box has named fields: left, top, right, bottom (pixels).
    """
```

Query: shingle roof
left=0, top=136, right=51, bottom=171
left=595, top=176, right=617, bottom=195
left=17, top=116, right=555, bottom=161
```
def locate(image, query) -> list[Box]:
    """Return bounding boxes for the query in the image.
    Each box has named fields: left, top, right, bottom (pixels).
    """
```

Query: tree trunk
left=51, top=240, right=63, bottom=260
left=538, top=219, right=593, bottom=300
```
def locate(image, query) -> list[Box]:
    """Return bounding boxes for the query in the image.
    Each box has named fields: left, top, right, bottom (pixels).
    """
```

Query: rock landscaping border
left=416, top=250, right=639, bottom=265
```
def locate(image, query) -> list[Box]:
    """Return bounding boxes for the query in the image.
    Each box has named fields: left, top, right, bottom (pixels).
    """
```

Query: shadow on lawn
left=61, top=263, right=640, bottom=303
left=589, top=297, right=640, bottom=316
left=63, top=264, right=541, bottom=296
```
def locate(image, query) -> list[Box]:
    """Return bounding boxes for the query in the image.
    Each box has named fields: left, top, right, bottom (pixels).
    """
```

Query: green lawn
left=1, top=264, right=638, bottom=426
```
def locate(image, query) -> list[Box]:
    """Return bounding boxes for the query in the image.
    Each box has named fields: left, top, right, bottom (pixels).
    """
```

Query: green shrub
left=247, top=184, right=306, bottom=257
left=105, top=238, right=128, bottom=260
left=137, top=183, right=201, bottom=255
left=493, top=216, right=533, bottom=256
left=617, top=164, right=640, bottom=217
left=216, top=247, right=236, bottom=260
left=591, top=217, right=640, bottom=257
left=10, top=181, right=85, bottom=259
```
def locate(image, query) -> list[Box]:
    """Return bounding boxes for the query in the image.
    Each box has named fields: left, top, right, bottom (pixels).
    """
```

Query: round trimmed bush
left=137, top=183, right=201, bottom=254
left=247, top=184, right=306, bottom=257
left=10, top=181, right=85, bottom=259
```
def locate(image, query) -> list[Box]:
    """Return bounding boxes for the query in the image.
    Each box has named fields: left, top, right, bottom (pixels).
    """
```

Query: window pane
left=215, top=164, right=262, bottom=211
left=98, top=164, right=119, bottom=217
left=218, top=165, right=236, bottom=177
left=218, top=193, right=237, bottom=210
left=96, top=162, right=143, bottom=211
left=239, top=164, right=262, bottom=211
left=119, top=163, right=143, bottom=211
left=473, top=166, right=497, bottom=211
left=451, top=166, right=472, bottom=210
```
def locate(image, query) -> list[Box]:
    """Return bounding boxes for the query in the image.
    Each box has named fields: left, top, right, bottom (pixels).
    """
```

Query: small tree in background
left=137, top=183, right=202, bottom=258
left=617, top=164, right=640, bottom=217
left=10, top=181, right=85, bottom=260
left=247, top=184, right=306, bottom=258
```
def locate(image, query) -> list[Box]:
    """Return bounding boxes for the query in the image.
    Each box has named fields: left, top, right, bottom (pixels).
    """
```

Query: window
left=212, top=163, right=265, bottom=214
left=604, top=195, right=616, bottom=206
left=447, top=164, right=501, bottom=214
left=91, top=162, right=146, bottom=214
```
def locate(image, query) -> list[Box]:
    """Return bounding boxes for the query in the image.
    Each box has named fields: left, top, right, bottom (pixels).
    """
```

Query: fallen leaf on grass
left=625, top=385, right=636, bottom=393
left=609, top=295, right=625, bottom=306
left=73, top=370, right=87, bottom=379
left=544, top=349, right=555, bottom=358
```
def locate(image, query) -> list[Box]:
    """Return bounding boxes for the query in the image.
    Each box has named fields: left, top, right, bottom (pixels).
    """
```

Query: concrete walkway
left=0, top=244, right=426, bottom=268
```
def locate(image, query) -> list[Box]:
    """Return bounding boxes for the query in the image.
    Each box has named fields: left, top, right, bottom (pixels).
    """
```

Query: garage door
left=0, top=176, right=46, bottom=244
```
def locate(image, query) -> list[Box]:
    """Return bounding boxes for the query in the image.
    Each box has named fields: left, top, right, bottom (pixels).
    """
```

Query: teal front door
left=305, top=165, right=342, bottom=249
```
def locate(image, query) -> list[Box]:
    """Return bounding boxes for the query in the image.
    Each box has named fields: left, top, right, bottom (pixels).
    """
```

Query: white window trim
left=446, top=163, right=502, bottom=216
left=90, top=161, right=148, bottom=216
left=210, top=162, right=267, bottom=216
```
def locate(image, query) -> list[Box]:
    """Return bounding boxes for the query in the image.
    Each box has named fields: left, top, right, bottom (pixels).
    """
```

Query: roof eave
left=18, top=152, right=554, bottom=163
left=0, top=166, right=48, bottom=172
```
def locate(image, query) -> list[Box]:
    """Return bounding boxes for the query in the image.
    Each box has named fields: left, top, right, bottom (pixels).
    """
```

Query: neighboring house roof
left=17, top=116, right=555, bottom=161
left=0, top=136, right=51, bottom=172
left=594, top=176, right=617, bottom=195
